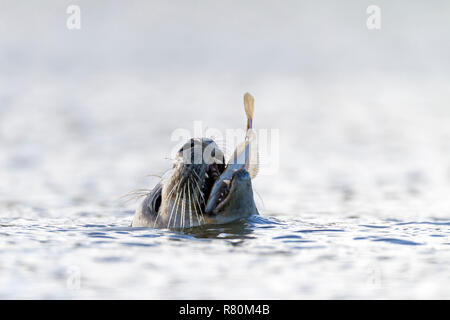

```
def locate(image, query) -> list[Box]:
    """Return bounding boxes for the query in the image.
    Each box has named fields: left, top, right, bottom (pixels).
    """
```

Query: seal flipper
left=131, top=182, right=162, bottom=227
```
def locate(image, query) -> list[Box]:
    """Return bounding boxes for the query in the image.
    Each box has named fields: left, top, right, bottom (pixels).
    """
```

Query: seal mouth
left=160, top=138, right=229, bottom=225
left=201, top=163, right=230, bottom=212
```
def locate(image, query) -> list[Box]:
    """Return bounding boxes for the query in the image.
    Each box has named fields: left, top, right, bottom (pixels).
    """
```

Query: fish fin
left=244, top=93, right=255, bottom=126
left=248, top=132, right=259, bottom=179
left=228, top=129, right=259, bottom=179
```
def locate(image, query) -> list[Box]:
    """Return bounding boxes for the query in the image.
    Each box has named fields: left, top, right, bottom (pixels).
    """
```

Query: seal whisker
left=119, top=189, right=152, bottom=203
left=187, top=181, right=194, bottom=228
left=189, top=176, right=207, bottom=225
left=191, top=170, right=203, bottom=186
left=181, top=186, right=186, bottom=229
left=190, top=175, right=206, bottom=204
left=189, top=179, right=202, bottom=225
left=152, top=212, right=159, bottom=229
left=119, top=193, right=149, bottom=204
left=189, top=177, right=206, bottom=225
left=172, top=185, right=185, bottom=228
left=164, top=179, right=180, bottom=204
left=193, top=196, right=204, bottom=225
left=164, top=179, right=180, bottom=207
left=154, top=179, right=180, bottom=228
left=173, top=187, right=183, bottom=228
left=167, top=185, right=181, bottom=228
left=153, top=182, right=172, bottom=228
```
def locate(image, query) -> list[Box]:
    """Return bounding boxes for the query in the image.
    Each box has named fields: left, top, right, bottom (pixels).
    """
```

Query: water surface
left=1, top=210, right=449, bottom=299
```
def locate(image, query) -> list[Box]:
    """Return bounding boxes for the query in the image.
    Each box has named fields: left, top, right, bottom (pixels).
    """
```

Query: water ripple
left=371, top=238, right=423, bottom=246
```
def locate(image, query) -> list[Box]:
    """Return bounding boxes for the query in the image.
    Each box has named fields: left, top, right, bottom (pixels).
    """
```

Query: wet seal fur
left=132, top=138, right=259, bottom=229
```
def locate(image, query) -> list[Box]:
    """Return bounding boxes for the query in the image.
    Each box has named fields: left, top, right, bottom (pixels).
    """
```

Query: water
left=1, top=212, right=449, bottom=299
left=1, top=1, right=450, bottom=299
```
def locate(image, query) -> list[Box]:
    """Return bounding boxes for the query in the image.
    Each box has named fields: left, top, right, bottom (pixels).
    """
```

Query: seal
left=131, top=138, right=259, bottom=228
left=132, top=93, right=260, bottom=229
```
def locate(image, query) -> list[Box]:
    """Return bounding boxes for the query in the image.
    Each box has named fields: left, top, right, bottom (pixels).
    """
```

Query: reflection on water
left=180, top=216, right=279, bottom=239
left=183, top=221, right=255, bottom=240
